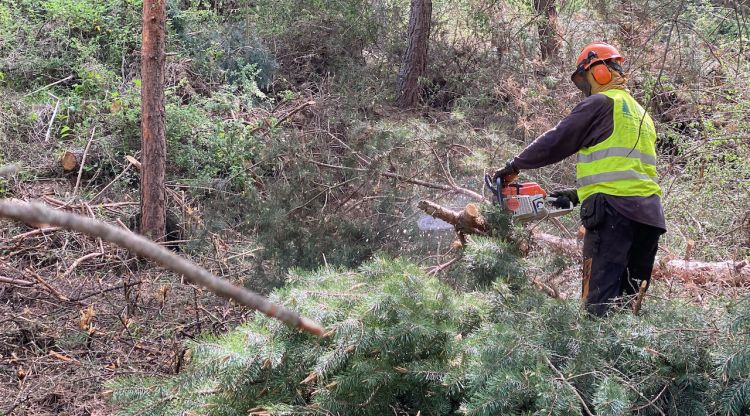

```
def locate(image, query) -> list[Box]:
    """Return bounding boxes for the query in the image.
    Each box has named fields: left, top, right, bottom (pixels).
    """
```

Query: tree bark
left=141, top=0, right=167, bottom=240
left=533, top=0, right=560, bottom=61
left=417, top=200, right=486, bottom=235
left=395, top=0, right=432, bottom=108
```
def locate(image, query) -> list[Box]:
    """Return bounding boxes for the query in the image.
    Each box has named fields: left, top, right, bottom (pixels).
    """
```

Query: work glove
left=549, top=188, right=579, bottom=209
left=492, top=160, right=519, bottom=184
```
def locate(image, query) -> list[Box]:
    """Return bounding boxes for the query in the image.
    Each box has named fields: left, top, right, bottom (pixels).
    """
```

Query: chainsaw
left=484, top=174, right=574, bottom=222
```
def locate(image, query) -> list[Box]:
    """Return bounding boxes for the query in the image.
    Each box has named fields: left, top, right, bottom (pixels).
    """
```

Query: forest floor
left=0, top=178, right=262, bottom=414
left=2, top=156, right=749, bottom=415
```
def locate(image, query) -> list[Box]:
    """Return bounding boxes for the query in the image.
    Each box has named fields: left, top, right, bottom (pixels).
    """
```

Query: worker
left=492, top=42, right=666, bottom=316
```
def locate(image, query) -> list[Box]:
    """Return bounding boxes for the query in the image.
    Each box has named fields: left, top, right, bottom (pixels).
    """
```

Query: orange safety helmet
left=571, top=42, right=624, bottom=92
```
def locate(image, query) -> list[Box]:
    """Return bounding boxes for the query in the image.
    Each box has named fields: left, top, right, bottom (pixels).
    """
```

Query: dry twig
left=73, top=127, right=96, bottom=196
left=0, top=276, right=34, bottom=286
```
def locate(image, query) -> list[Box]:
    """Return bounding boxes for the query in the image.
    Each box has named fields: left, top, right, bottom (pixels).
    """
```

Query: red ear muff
left=591, top=63, right=612, bottom=85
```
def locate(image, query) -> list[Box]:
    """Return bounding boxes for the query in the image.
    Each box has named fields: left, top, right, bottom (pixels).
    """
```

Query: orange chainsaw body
left=501, top=181, right=572, bottom=222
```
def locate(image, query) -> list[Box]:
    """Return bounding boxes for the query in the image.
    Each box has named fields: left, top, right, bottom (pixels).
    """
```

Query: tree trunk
left=140, top=0, right=167, bottom=240
left=417, top=201, right=486, bottom=235
left=395, top=0, right=432, bottom=108
left=533, top=0, right=560, bottom=61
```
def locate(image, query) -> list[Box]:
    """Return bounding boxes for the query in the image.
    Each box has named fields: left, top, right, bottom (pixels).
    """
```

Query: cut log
left=536, top=231, right=750, bottom=285
left=61, top=150, right=83, bottom=172
left=658, top=259, right=749, bottom=286
left=417, top=199, right=750, bottom=288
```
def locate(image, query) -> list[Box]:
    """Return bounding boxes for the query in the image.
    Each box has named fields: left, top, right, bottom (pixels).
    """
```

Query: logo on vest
left=622, top=100, right=631, bottom=115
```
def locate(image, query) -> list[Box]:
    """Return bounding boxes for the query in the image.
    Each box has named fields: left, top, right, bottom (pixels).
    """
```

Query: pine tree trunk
left=395, top=0, right=432, bottom=108
left=140, top=0, right=167, bottom=240
left=534, top=0, right=560, bottom=61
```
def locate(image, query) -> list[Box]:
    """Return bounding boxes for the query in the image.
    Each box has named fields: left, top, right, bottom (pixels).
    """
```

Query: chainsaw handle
left=483, top=173, right=494, bottom=191
left=496, top=177, right=504, bottom=204
left=484, top=173, right=504, bottom=205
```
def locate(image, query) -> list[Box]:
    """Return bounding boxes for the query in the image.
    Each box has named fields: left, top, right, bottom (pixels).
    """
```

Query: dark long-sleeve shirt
left=512, top=93, right=666, bottom=232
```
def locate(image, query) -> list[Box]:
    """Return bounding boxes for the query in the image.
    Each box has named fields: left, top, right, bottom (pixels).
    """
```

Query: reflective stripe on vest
left=575, top=89, right=662, bottom=202
left=576, top=146, right=657, bottom=166
left=577, top=170, right=654, bottom=187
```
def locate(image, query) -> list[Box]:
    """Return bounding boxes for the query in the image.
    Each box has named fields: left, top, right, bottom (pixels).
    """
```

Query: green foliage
left=240, top=0, right=380, bottom=79
left=2, top=2, right=749, bottom=413
left=464, top=236, right=525, bottom=289
left=592, top=377, right=632, bottom=416
left=108, top=257, right=472, bottom=415
left=109, top=250, right=750, bottom=415
left=170, top=9, right=278, bottom=87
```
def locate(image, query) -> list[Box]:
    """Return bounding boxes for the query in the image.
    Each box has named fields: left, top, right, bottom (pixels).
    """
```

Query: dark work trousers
left=581, top=195, right=662, bottom=316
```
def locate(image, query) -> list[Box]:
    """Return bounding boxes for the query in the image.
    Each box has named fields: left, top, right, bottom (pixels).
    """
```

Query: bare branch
left=543, top=354, right=595, bottom=416
left=0, top=276, right=34, bottom=286
left=308, top=159, right=486, bottom=201
left=73, top=127, right=96, bottom=196
left=0, top=200, right=324, bottom=336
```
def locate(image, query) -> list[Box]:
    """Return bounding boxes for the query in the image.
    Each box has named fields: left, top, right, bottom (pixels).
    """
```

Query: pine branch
left=543, top=353, right=594, bottom=416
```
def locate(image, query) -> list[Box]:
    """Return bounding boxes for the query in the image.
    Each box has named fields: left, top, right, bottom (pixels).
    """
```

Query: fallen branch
left=89, top=160, right=133, bottom=203
left=70, top=280, right=144, bottom=302
left=309, top=160, right=486, bottom=202
left=0, top=200, right=324, bottom=336
left=543, top=354, right=595, bottom=416
left=632, top=280, right=648, bottom=315
left=44, top=93, right=61, bottom=143
left=245, top=100, right=316, bottom=134
left=60, top=252, right=103, bottom=280
left=0, top=276, right=34, bottom=286
left=384, top=172, right=485, bottom=202
left=24, top=75, right=74, bottom=97
left=26, top=268, right=71, bottom=302
left=271, top=100, right=316, bottom=129
left=538, top=232, right=750, bottom=284
left=428, top=256, right=462, bottom=275
left=417, top=199, right=749, bottom=288
left=73, top=127, right=96, bottom=196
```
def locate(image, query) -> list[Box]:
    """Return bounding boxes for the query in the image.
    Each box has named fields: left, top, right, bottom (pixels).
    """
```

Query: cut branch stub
left=417, top=200, right=487, bottom=235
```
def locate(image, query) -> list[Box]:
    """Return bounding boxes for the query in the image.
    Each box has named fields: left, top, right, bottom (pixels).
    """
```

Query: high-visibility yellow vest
left=576, top=89, right=662, bottom=202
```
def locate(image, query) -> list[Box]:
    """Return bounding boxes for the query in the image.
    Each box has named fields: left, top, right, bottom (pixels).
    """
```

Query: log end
left=61, top=151, right=81, bottom=172
left=465, top=203, right=480, bottom=218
